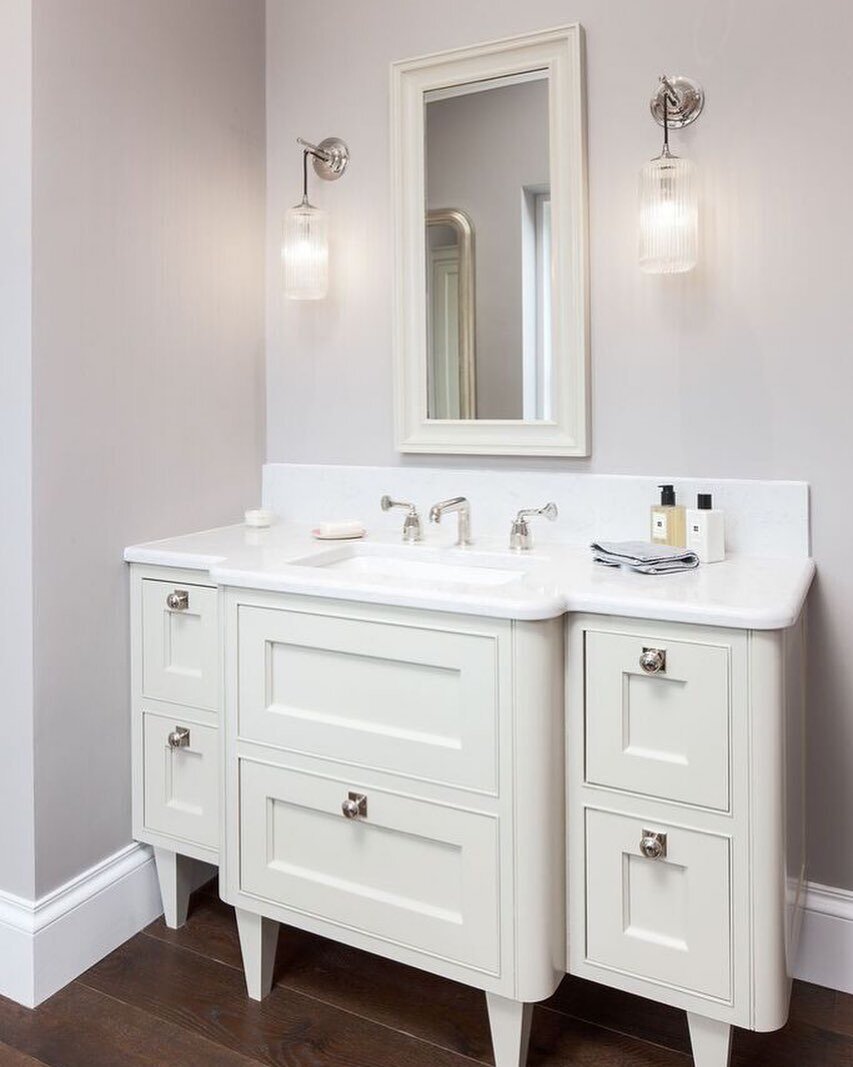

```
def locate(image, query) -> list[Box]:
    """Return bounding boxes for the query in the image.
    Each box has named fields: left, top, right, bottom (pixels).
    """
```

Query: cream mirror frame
left=391, top=25, right=589, bottom=457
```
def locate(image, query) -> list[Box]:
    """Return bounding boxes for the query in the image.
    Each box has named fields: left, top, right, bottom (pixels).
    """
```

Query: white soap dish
left=312, top=522, right=366, bottom=541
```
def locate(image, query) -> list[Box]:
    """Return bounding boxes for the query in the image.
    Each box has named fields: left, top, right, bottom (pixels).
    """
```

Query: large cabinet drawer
left=237, top=605, right=501, bottom=792
left=143, top=711, right=218, bottom=848
left=584, top=807, right=732, bottom=1002
left=142, top=579, right=219, bottom=710
left=239, top=759, right=501, bottom=974
left=585, top=628, right=731, bottom=810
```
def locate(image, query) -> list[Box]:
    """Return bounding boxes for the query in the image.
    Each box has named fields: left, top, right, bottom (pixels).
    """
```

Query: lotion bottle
left=686, top=493, right=725, bottom=563
left=650, top=484, right=686, bottom=547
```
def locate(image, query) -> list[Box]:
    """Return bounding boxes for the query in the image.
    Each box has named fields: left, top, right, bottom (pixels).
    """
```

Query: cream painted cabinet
left=128, top=563, right=805, bottom=1067
left=568, top=614, right=806, bottom=1067
left=130, top=564, right=221, bottom=929
left=222, top=589, right=566, bottom=1067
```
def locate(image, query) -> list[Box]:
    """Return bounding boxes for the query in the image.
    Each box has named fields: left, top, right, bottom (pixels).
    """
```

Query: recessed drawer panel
left=237, top=606, right=500, bottom=792
left=142, top=579, right=218, bottom=711
left=585, top=629, right=730, bottom=810
left=143, top=711, right=218, bottom=849
left=239, top=759, right=501, bottom=974
left=585, top=808, right=732, bottom=1002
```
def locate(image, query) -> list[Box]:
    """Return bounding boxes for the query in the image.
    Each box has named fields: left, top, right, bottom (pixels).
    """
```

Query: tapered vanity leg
left=687, top=1014, right=732, bottom=1067
left=235, top=908, right=280, bottom=1000
left=485, top=993, right=534, bottom=1067
left=153, top=848, right=194, bottom=929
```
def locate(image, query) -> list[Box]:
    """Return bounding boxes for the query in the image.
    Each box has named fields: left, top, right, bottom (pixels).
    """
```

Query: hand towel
left=591, top=540, right=700, bottom=575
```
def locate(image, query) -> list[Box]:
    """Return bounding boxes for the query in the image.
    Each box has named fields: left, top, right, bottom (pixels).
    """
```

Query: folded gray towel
left=591, top=540, right=700, bottom=575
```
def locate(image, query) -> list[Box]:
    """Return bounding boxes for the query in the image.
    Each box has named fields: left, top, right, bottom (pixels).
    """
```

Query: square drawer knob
left=166, top=589, right=189, bottom=611
left=167, top=726, right=191, bottom=749
left=640, top=829, right=668, bottom=860
left=639, top=647, right=667, bottom=674
left=341, top=792, right=368, bottom=820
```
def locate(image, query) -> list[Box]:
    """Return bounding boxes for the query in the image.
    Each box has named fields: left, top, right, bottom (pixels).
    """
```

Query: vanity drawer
left=143, top=711, right=218, bottom=849
left=584, top=807, right=732, bottom=1002
left=239, top=759, right=501, bottom=974
left=237, top=605, right=501, bottom=792
left=142, top=579, right=218, bottom=711
left=585, top=628, right=731, bottom=810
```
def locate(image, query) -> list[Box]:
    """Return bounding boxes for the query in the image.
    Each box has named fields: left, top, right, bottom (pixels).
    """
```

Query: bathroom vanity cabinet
left=130, top=565, right=221, bottom=926
left=567, top=614, right=805, bottom=1065
left=130, top=566, right=566, bottom=1061
left=128, top=536, right=809, bottom=1067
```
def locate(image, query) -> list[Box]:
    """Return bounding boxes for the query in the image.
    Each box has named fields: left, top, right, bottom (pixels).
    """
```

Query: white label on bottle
left=652, top=512, right=668, bottom=539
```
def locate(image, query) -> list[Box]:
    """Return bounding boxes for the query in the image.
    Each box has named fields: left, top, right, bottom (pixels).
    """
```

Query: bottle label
left=652, top=512, right=668, bottom=539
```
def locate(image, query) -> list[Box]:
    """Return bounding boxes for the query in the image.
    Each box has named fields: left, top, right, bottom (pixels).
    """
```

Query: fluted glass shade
left=639, top=154, right=698, bottom=274
left=283, top=199, right=328, bottom=299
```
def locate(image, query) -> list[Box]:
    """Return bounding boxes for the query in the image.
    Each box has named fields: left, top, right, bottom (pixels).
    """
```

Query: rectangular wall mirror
left=391, top=26, right=589, bottom=456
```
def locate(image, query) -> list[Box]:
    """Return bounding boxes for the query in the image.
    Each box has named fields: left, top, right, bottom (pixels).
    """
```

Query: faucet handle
left=380, top=495, right=422, bottom=543
left=510, top=502, right=558, bottom=551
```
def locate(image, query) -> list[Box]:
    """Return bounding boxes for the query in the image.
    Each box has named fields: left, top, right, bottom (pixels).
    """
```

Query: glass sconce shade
left=638, top=154, right=698, bottom=274
left=283, top=199, right=328, bottom=299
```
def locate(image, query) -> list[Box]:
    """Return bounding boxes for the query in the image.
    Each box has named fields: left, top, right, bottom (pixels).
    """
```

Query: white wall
left=0, top=0, right=35, bottom=902
left=30, top=0, right=266, bottom=895
left=266, top=0, right=853, bottom=891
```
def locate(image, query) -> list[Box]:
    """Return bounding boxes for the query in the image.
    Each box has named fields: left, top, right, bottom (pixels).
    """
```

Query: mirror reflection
left=424, top=72, right=551, bottom=421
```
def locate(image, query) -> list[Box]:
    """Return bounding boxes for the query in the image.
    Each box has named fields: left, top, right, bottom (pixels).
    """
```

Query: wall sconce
left=639, top=76, right=705, bottom=274
left=283, top=136, right=349, bottom=300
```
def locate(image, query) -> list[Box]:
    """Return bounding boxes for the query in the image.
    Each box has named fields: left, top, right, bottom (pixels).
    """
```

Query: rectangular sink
left=289, top=543, right=530, bottom=589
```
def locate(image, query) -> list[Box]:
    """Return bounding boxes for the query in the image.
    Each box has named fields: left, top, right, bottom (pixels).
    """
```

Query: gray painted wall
left=266, top=1, right=853, bottom=890
left=0, top=0, right=35, bottom=902
left=29, top=0, right=266, bottom=895
left=426, top=79, right=549, bottom=418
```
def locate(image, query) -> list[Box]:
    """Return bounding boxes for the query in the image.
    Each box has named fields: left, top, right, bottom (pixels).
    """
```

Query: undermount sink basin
left=289, top=543, right=531, bottom=589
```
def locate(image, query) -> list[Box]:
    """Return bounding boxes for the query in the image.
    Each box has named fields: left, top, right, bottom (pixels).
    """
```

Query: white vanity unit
left=126, top=514, right=813, bottom=1067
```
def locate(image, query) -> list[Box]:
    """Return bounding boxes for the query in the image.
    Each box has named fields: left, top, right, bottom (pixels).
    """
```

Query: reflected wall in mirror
left=392, top=25, right=588, bottom=456
left=425, top=75, right=551, bottom=421
left=426, top=208, right=476, bottom=419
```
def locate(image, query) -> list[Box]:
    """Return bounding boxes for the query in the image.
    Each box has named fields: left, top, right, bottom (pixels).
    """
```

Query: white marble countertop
left=124, top=521, right=815, bottom=629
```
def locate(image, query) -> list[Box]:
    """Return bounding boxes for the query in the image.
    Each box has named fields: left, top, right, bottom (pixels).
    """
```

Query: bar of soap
left=317, top=520, right=365, bottom=538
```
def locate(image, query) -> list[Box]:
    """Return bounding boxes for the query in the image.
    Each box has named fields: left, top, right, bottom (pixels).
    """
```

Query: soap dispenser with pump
left=650, top=484, right=686, bottom=547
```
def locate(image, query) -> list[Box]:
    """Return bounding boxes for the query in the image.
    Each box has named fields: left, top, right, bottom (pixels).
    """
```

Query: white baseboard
left=0, top=842, right=163, bottom=1007
left=795, top=881, right=853, bottom=995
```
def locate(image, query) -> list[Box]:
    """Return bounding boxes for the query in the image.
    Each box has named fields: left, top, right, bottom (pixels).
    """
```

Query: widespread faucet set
left=380, top=494, right=558, bottom=551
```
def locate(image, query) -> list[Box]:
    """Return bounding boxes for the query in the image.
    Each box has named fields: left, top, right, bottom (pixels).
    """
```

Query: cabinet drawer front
left=143, top=712, right=218, bottom=848
left=585, top=630, right=730, bottom=810
left=585, top=808, right=731, bottom=1001
left=237, top=606, right=500, bottom=792
left=142, top=580, right=218, bottom=711
left=239, top=759, right=501, bottom=974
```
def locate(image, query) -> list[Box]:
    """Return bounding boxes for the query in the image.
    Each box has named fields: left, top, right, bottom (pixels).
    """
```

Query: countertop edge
left=124, top=535, right=816, bottom=632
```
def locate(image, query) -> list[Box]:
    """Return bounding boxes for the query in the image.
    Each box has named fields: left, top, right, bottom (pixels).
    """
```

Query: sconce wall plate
left=297, top=136, right=350, bottom=181
left=649, top=75, right=705, bottom=129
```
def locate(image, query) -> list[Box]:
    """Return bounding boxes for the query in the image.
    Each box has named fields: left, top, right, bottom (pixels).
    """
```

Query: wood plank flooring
left=0, top=881, right=850, bottom=1066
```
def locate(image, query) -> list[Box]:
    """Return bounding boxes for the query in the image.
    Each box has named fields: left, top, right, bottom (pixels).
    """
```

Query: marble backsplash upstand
left=262, top=464, right=810, bottom=559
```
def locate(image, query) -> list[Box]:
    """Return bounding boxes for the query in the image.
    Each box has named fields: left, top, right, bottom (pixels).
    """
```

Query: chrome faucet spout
left=429, top=497, right=472, bottom=546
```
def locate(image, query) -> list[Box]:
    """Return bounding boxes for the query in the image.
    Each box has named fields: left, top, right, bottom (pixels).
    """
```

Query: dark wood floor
left=1, top=881, right=851, bottom=1066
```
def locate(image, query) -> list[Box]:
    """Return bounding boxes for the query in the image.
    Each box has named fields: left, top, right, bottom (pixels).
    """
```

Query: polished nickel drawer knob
left=640, top=829, right=667, bottom=860
left=639, top=647, right=666, bottom=674
left=166, top=589, right=189, bottom=611
left=167, top=726, right=191, bottom=749
left=341, top=792, right=368, bottom=820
